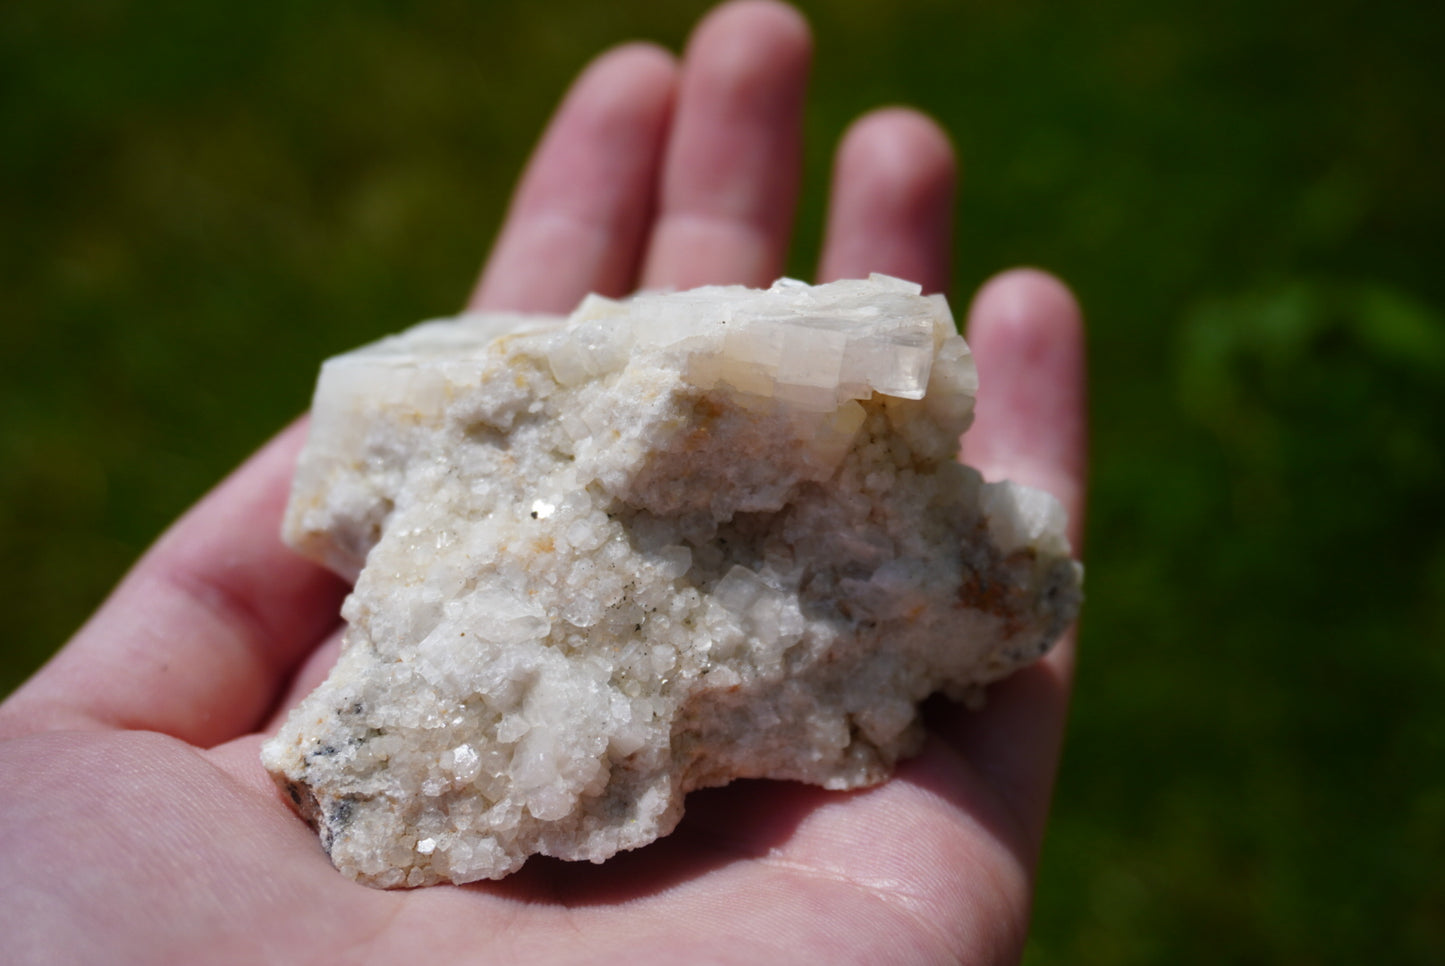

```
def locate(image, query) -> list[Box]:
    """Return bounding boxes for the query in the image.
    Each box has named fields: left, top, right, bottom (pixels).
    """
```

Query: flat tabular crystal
left=262, top=275, right=1082, bottom=887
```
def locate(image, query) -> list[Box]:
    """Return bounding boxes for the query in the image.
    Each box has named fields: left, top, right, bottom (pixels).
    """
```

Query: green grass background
left=3, top=0, right=1442, bottom=961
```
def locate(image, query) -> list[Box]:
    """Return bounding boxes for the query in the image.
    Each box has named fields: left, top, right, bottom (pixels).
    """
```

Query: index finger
left=470, top=43, right=678, bottom=313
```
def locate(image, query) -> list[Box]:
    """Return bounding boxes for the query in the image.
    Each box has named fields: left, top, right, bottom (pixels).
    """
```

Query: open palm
left=0, top=4, right=1086, bottom=964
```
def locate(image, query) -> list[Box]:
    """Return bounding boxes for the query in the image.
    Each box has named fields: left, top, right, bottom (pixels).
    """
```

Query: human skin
left=0, top=3, right=1086, bottom=964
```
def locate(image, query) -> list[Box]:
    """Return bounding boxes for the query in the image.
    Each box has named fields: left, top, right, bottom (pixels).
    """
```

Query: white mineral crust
left=262, top=274, right=1082, bottom=887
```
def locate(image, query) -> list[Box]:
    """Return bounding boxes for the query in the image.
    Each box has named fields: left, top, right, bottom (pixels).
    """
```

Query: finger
left=817, top=108, right=956, bottom=294
left=470, top=43, right=678, bottom=313
left=960, top=268, right=1087, bottom=549
left=641, top=0, right=811, bottom=290
left=944, top=268, right=1088, bottom=858
left=0, top=421, right=348, bottom=747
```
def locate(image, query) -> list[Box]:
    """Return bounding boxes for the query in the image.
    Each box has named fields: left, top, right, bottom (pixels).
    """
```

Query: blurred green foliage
left=2, top=0, right=1442, bottom=961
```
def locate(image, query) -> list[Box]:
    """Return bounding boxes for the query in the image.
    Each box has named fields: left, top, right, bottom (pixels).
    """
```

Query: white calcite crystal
left=262, top=275, right=1082, bottom=887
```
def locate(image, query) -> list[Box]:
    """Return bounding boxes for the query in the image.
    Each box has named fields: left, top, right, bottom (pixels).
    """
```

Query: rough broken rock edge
left=262, top=274, right=1083, bottom=888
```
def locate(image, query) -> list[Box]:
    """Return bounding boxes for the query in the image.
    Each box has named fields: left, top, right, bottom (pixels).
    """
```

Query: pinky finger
left=959, top=268, right=1087, bottom=551
left=940, top=268, right=1087, bottom=856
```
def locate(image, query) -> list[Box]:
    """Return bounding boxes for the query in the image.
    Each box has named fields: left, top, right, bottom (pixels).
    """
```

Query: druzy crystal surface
left=262, top=275, right=1082, bottom=887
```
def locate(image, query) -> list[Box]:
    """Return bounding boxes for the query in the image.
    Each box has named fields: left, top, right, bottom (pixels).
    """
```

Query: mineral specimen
left=262, top=274, right=1082, bottom=887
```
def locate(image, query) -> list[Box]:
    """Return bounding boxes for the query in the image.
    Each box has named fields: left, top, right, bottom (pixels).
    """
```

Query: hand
left=0, top=3, right=1086, bottom=963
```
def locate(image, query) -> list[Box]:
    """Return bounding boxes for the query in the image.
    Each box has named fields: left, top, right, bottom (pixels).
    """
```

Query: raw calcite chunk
left=262, top=275, right=1082, bottom=887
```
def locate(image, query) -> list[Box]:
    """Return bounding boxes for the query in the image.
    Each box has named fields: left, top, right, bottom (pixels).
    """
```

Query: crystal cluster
left=262, top=275, right=1082, bottom=887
